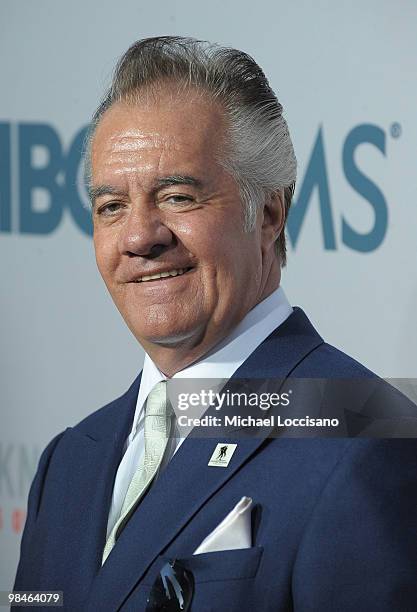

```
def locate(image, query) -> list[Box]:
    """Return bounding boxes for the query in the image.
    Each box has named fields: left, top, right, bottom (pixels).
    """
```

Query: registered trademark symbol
left=390, top=122, right=402, bottom=138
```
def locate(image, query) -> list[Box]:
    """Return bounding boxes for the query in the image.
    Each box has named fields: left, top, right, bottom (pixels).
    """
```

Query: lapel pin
left=208, top=443, right=237, bottom=467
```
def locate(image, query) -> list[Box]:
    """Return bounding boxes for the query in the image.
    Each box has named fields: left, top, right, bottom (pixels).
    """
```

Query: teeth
left=134, top=268, right=189, bottom=282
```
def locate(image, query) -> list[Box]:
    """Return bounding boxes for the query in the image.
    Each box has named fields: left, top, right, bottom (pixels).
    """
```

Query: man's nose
left=118, top=207, right=174, bottom=258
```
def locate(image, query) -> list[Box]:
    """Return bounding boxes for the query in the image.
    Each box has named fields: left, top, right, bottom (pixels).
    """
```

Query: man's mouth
left=131, top=267, right=194, bottom=283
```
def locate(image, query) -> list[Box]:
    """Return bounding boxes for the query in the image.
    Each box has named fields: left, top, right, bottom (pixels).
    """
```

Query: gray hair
left=86, top=36, right=297, bottom=265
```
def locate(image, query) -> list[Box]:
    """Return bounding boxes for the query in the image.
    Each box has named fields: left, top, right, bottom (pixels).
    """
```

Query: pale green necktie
left=102, top=381, right=174, bottom=564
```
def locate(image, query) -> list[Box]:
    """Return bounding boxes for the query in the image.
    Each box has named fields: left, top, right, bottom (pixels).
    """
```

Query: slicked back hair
left=86, top=36, right=297, bottom=265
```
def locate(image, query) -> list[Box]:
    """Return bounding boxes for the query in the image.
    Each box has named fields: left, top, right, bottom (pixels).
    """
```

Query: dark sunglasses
left=145, top=559, right=195, bottom=611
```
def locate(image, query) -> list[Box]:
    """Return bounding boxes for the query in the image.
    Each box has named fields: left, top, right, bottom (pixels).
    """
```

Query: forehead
left=91, top=90, right=228, bottom=181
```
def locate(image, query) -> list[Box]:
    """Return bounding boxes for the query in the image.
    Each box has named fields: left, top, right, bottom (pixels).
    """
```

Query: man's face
left=91, top=89, right=272, bottom=355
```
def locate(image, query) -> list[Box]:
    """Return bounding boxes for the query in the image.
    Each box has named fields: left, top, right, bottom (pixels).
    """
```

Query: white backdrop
left=1, top=0, right=416, bottom=589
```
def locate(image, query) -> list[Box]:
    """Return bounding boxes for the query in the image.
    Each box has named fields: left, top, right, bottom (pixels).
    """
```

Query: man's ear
left=261, top=189, right=285, bottom=250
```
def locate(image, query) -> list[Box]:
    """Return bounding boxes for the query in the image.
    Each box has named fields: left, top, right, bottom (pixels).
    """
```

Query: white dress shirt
left=106, top=286, right=292, bottom=537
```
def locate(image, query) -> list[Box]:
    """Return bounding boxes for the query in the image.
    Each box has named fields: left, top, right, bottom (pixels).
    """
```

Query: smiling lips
left=131, top=267, right=193, bottom=283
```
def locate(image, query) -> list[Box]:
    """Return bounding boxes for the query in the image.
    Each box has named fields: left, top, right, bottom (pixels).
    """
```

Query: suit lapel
left=86, top=308, right=323, bottom=610
left=234, top=307, right=324, bottom=379
left=43, top=374, right=141, bottom=590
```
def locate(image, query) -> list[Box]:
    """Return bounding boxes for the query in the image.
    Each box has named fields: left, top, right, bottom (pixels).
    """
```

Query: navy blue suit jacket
left=14, top=309, right=417, bottom=611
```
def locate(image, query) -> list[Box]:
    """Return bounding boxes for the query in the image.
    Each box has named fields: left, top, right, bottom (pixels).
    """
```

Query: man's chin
left=129, top=323, right=206, bottom=350
left=146, top=333, right=196, bottom=347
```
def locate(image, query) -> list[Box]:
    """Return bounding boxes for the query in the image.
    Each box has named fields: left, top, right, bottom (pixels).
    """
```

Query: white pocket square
left=193, top=496, right=253, bottom=555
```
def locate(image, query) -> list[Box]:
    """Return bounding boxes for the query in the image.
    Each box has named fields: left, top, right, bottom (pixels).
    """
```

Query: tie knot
left=145, top=381, right=173, bottom=417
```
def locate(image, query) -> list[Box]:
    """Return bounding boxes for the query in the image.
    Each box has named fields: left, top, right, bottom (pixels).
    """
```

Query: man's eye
left=165, top=195, right=193, bottom=204
left=161, top=195, right=198, bottom=209
left=96, top=202, right=123, bottom=215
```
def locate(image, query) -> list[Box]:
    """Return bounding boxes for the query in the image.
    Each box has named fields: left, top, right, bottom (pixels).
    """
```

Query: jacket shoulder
left=297, top=341, right=376, bottom=378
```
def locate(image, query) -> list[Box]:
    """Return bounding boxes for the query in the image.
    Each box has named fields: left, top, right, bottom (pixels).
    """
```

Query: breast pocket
left=176, top=546, right=264, bottom=583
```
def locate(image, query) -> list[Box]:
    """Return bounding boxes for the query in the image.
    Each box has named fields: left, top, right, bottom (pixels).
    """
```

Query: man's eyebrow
left=154, top=175, right=203, bottom=189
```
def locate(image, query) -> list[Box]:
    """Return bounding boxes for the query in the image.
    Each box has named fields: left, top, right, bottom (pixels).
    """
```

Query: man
left=14, top=37, right=417, bottom=611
